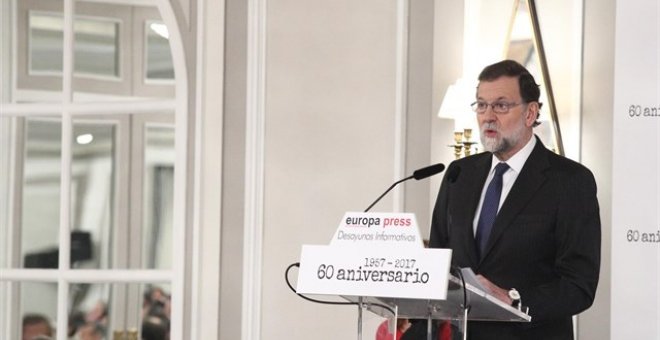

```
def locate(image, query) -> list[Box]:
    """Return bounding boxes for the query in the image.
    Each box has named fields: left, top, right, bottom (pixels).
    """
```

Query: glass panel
left=74, top=17, right=120, bottom=78
left=71, top=121, right=116, bottom=270
left=1, top=0, right=10, bottom=103
left=29, top=12, right=120, bottom=78
left=66, top=283, right=172, bottom=340
left=145, top=21, right=174, bottom=81
left=21, top=119, right=117, bottom=270
left=16, top=282, right=173, bottom=340
left=372, top=318, right=465, bottom=340
left=139, top=283, right=171, bottom=340
left=29, top=13, right=64, bottom=75
left=20, top=282, right=57, bottom=340
left=21, top=118, right=62, bottom=269
left=69, top=283, right=113, bottom=340
left=142, top=125, right=175, bottom=269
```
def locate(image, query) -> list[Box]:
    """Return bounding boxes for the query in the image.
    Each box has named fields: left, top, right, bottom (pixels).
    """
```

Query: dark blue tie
left=475, top=162, right=509, bottom=258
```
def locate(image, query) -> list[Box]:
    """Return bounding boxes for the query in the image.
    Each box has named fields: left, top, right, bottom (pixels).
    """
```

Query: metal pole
left=357, top=297, right=363, bottom=340
left=427, top=313, right=432, bottom=340
left=462, top=306, right=469, bottom=340
left=527, top=0, right=565, bottom=155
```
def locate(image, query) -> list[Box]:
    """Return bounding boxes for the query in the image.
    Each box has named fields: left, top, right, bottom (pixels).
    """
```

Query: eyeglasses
left=471, top=101, right=523, bottom=114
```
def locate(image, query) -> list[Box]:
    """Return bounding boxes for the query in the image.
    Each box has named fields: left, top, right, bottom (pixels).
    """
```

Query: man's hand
left=476, top=274, right=513, bottom=305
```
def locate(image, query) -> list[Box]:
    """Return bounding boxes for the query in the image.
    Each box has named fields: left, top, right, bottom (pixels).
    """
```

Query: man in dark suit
left=428, top=60, right=601, bottom=340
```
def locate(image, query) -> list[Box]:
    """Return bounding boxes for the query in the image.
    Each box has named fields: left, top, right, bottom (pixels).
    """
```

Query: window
left=29, top=12, right=121, bottom=79
left=145, top=21, right=174, bottom=82
left=1, top=1, right=185, bottom=339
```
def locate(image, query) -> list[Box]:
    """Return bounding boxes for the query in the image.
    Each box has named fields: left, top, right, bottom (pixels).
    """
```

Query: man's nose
left=481, top=107, right=498, bottom=121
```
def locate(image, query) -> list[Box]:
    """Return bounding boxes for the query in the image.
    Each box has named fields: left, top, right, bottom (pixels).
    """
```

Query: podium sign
left=330, top=212, right=423, bottom=248
left=297, top=244, right=451, bottom=299
left=296, top=212, right=452, bottom=300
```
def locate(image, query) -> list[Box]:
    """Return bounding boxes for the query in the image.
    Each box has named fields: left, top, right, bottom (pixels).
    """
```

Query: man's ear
left=525, top=102, right=540, bottom=127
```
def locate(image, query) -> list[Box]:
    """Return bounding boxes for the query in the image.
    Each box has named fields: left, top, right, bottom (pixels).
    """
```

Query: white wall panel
left=261, top=1, right=398, bottom=338
left=578, top=0, right=615, bottom=339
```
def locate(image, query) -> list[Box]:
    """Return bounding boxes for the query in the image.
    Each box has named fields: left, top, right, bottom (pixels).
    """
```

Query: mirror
left=17, top=116, right=174, bottom=339
left=29, top=12, right=120, bottom=78
left=21, top=118, right=116, bottom=269
left=142, top=124, right=175, bottom=270
left=438, top=0, right=569, bottom=159
left=21, top=118, right=62, bottom=268
left=145, top=21, right=175, bottom=82
left=505, top=0, right=564, bottom=154
left=0, top=117, right=11, bottom=269
left=19, top=117, right=176, bottom=271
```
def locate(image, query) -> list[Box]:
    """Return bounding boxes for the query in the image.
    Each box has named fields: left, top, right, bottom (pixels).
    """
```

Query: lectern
left=342, top=273, right=531, bottom=340
left=293, top=212, right=531, bottom=340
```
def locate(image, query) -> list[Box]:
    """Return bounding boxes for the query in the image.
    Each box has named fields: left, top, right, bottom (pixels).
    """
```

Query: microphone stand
left=357, top=163, right=444, bottom=339
left=363, top=163, right=444, bottom=212
left=360, top=174, right=414, bottom=340
left=363, top=176, right=413, bottom=212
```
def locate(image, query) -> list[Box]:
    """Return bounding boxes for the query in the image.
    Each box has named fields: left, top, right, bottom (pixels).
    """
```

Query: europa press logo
left=331, top=212, right=422, bottom=246
left=344, top=216, right=381, bottom=228
left=343, top=214, right=413, bottom=228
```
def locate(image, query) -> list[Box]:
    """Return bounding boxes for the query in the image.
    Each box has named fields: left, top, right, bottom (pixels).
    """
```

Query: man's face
left=22, top=322, right=51, bottom=340
left=476, top=76, right=537, bottom=160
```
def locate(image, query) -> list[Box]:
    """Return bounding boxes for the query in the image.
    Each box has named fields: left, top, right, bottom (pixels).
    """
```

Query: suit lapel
left=456, top=154, right=492, bottom=266
left=479, top=140, right=550, bottom=263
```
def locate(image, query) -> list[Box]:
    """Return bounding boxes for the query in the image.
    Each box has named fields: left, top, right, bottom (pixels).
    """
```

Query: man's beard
left=480, top=119, right=526, bottom=154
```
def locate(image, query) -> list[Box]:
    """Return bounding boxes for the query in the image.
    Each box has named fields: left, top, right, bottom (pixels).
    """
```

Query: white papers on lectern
left=296, top=212, right=452, bottom=300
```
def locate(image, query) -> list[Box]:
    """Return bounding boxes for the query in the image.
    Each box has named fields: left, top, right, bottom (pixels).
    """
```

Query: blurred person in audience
left=68, top=310, right=87, bottom=337
left=141, top=286, right=171, bottom=340
left=22, top=314, right=53, bottom=340
left=142, top=314, right=170, bottom=340
left=143, top=286, right=171, bottom=320
left=68, top=300, right=108, bottom=340
left=74, top=322, right=104, bottom=340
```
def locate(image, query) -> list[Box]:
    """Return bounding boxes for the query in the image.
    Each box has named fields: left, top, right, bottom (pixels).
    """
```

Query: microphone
left=413, top=163, right=446, bottom=180
left=364, top=163, right=445, bottom=212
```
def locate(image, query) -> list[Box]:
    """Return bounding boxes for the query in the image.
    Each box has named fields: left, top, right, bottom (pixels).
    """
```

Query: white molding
left=56, top=279, right=70, bottom=340
left=1, top=117, right=23, bottom=340
left=243, top=0, right=267, bottom=339
left=155, top=1, right=188, bottom=339
left=190, top=0, right=205, bottom=335
left=56, top=0, right=75, bottom=337
left=0, top=116, right=8, bottom=340
left=393, top=0, right=410, bottom=212
left=110, top=115, right=131, bottom=333
left=0, top=100, right=176, bottom=116
left=78, top=0, right=157, bottom=6
left=0, top=269, right=173, bottom=282
left=572, top=0, right=584, bottom=162
left=58, top=113, right=73, bottom=273
left=190, top=0, right=224, bottom=338
left=572, top=1, right=584, bottom=338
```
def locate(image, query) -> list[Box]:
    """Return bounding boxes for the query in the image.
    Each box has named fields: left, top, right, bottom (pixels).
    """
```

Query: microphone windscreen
left=412, top=163, right=445, bottom=180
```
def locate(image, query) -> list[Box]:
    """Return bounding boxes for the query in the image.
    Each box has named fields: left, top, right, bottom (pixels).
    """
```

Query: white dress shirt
left=472, top=136, right=537, bottom=236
